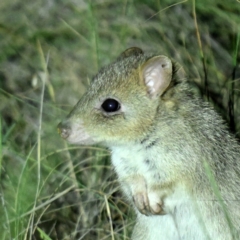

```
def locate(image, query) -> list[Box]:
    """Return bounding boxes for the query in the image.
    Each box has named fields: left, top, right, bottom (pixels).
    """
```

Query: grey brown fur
left=58, top=47, right=240, bottom=239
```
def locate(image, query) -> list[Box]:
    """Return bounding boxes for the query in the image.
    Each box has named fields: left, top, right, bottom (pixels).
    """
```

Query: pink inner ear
left=143, top=56, right=172, bottom=98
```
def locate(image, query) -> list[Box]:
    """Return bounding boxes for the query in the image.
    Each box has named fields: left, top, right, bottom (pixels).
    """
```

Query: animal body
left=58, top=47, right=240, bottom=239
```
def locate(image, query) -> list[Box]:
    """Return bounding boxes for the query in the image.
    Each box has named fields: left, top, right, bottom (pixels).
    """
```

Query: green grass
left=0, top=0, right=240, bottom=239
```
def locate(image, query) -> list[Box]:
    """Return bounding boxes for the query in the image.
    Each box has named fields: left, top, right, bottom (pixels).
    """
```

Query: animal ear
left=119, top=47, right=143, bottom=59
left=141, top=55, right=172, bottom=98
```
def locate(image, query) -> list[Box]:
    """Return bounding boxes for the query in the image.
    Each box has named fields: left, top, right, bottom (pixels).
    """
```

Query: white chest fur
left=111, top=143, right=171, bottom=183
left=110, top=144, right=228, bottom=240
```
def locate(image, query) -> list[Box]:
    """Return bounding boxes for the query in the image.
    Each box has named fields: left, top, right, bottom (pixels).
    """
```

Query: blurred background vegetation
left=0, top=0, right=239, bottom=239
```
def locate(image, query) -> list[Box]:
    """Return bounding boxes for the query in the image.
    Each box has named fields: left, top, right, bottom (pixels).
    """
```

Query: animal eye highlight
left=101, top=98, right=121, bottom=113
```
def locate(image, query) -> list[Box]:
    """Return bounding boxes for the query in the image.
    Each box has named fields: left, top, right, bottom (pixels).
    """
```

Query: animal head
left=58, top=47, right=186, bottom=146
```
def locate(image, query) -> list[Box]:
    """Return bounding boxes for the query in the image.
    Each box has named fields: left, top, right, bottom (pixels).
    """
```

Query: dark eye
left=101, top=98, right=121, bottom=112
